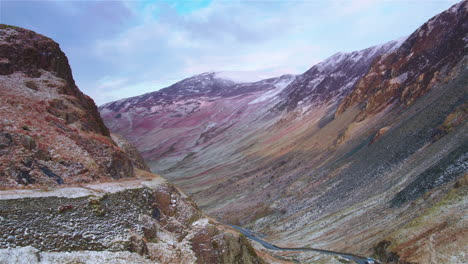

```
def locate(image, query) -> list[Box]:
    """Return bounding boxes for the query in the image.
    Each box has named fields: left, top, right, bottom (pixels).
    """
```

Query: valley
left=229, top=224, right=375, bottom=264
left=100, top=2, right=468, bottom=263
left=0, top=1, right=466, bottom=264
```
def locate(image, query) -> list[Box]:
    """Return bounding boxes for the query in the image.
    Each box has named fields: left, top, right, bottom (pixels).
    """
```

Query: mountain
left=0, top=25, right=264, bottom=264
left=99, top=39, right=403, bottom=174
left=101, top=2, right=467, bottom=263
left=100, top=72, right=296, bottom=171
left=274, top=37, right=406, bottom=112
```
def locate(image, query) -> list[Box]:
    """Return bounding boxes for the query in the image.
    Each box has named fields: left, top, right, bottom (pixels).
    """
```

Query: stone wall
left=0, top=177, right=264, bottom=264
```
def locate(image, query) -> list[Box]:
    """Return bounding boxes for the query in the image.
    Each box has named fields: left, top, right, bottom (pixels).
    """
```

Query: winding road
left=228, top=224, right=377, bottom=264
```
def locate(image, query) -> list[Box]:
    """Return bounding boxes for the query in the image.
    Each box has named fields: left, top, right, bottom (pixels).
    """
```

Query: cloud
left=91, top=74, right=184, bottom=105
left=1, top=0, right=136, bottom=96
left=1, top=0, right=461, bottom=105
left=2, top=0, right=133, bottom=45
left=86, top=0, right=460, bottom=104
left=87, top=1, right=326, bottom=104
left=180, top=41, right=322, bottom=75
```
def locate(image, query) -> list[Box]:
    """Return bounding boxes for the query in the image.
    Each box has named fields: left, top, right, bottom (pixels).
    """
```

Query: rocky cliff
left=337, top=1, right=468, bottom=119
left=0, top=24, right=134, bottom=187
left=111, top=133, right=151, bottom=172
left=0, top=24, right=109, bottom=136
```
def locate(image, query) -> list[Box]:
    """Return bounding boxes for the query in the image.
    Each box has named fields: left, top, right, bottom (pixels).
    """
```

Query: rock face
left=111, top=134, right=151, bottom=172
left=337, top=1, right=468, bottom=118
left=0, top=24, right=109, bottom=136
left=0, top=24, right=134, bottom=187
left=101, top=2, right=468, bottom=263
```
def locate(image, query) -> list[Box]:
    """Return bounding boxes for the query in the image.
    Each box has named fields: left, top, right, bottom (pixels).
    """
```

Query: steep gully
left=229, top=224, right=376, bottom=264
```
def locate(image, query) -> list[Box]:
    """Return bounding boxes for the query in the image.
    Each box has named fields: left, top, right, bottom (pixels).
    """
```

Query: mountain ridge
left=337, top=0, right=468, bottom=119
left=100, top=2, right=468, bottom=263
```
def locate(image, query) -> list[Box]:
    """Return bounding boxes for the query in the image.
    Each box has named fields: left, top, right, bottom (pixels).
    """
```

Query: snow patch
left=215, top=71, right=283, bottom=83
left=0, top=247, right=156, bottom=264
left=206, top=122, right=217, bottom=129
left=0, top=247, right=40, bottom=264
left=248, top=76, right=294, bottom=105
left=314, top=37, right=407, bottom=74
left=315, top=52, right=347, bottom=72
left=0, top=177, right=166, bottom=200
left=390, top=72, right=408, bottom=84
left=249, top=89, right=278, bottom=105
left=192, top=218, right=210, bottom=227
left=392, top=35, right=408, bottom=49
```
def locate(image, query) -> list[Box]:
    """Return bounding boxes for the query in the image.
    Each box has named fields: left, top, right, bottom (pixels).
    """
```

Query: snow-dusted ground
left=248, top=76, right=295, bottom=105
left=0, top=176, right=166, bottom=200
left=0, top=246, right=156, bottom=264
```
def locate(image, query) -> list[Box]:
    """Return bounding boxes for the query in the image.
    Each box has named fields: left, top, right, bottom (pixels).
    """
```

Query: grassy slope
left=264, top=69, right=468, bottom=263
left=165, top=68, right=467, bottom=263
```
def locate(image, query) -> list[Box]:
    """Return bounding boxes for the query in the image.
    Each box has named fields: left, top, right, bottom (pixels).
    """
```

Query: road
left=228, top=224, right=376, bottom=264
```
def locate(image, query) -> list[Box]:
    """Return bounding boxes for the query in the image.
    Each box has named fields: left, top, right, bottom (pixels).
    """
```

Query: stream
left=228, top=224, right=375, bottom=264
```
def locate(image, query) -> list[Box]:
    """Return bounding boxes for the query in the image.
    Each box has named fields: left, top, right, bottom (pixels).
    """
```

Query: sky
left=0, top=0, right=461, bottom=105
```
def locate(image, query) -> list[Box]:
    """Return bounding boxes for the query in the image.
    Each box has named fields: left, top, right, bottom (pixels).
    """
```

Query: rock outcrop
left=0, top=24, right=134, bottom=187
left=337, top=1, right=468, bottom=119
left=0, top=24, right=109, bottom=136
left=111, top=134, right=151, bottom=172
